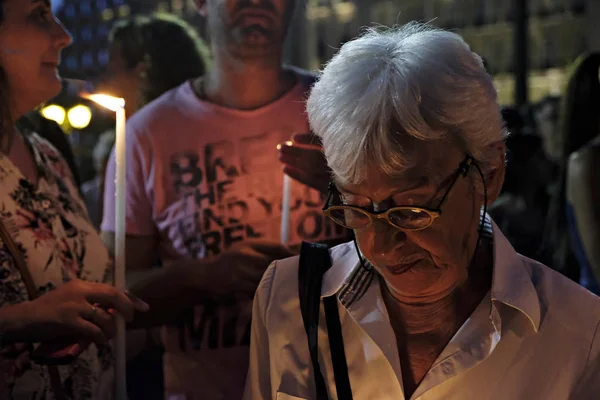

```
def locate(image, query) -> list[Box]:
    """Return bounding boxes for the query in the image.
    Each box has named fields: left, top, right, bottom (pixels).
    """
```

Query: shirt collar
left=321, top=220, right=541, bottom=333
left=321, top=241, right=362, bottom=298
left=490, top=221, right=541, bottom=333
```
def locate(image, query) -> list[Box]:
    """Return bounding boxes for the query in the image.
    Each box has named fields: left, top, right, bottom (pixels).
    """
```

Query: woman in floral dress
left=0, top=0, right=148, bottom=398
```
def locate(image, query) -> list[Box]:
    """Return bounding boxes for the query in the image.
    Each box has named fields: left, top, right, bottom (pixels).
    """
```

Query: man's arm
left=119, top=240, right=295, bottom=329
left=567, top=149, right=600, bottom=284
left=125, top=256, right=221, bottom=329
left=102, top=231, right=196, bottom=328
left=101, top=125, right=157, bottom=272
left=102, top=232, right=157, bottom=285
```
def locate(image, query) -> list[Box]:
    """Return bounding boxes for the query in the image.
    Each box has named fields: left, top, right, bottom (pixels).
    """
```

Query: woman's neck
left=382, top=280, right=460, bottom=336
left=381, top=239, right=493, bottom=337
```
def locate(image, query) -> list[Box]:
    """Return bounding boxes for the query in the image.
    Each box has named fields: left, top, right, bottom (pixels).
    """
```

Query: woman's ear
left=482, top=141, right=506, bottom=205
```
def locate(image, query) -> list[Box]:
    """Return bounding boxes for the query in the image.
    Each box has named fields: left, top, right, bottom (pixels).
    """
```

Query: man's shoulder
left=286, top=66, right=318, bottom=91
left=523, top=256, right=600, bottom=331
left=127, top=81, right=197, bottom=136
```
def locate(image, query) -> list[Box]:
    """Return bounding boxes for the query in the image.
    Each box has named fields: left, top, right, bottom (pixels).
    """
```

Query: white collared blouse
left=244, top=222, right=600, bottom=400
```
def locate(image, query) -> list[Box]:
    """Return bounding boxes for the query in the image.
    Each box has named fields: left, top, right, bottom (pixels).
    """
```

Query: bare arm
left=101, top=235, right=295, bottom=329
left=125, top=257, right=222, bottom=329
left=102, top=231, right=194, bottom=327
left=0, top=302, right=32, bottom=342
left=567, top=148, right=600, bottom=284
left=101, top=232, right=157, bottom=286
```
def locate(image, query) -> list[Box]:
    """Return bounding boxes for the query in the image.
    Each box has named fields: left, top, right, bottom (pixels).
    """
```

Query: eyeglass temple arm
left=322, top=182, right=336, bottom=211
left=435, top=156, right=474, bottom=209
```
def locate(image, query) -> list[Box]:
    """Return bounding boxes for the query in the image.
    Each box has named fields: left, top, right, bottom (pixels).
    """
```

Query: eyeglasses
left=322, top=155, right=474, bottom=231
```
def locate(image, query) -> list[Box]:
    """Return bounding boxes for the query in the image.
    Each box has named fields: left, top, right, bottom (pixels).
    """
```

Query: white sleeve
left=243, top=262, right=277, bottom=400
left=571, top=319, right=600, bottom=398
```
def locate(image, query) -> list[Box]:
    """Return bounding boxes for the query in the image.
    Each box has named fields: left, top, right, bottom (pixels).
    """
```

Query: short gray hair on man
left=307, top=22, right=507, bottom=186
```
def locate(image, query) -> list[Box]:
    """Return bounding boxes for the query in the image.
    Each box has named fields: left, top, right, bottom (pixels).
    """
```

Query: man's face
left=203, top=0, right=295, bottom=58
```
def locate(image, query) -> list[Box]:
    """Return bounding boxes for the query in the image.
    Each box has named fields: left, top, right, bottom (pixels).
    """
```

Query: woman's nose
left=52, top=17, right=73, bottom=50
left=371, top=220, right=406, bottom=256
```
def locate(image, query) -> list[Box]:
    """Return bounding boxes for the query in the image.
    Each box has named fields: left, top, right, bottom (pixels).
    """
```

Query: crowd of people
left=0, top=0, right=600, bottom=399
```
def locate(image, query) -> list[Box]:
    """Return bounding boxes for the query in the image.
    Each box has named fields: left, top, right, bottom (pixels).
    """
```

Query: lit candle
left=281, top=174, right=291, bottom=245
left=113, top=105, right=127, bottom=400
left=114, top=105, right=127, bottom=294
left=86, top=94, right=127, bottom=400
left=280, top=140, right=294, bottom=245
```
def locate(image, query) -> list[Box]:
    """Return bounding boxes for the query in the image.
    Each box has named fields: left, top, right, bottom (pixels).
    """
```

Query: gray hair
left=307, top=23, right=507, bottom=186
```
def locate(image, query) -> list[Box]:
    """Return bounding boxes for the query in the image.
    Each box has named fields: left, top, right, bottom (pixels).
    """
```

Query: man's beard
left=236, top=24, right=275, bottom=44
left=226, top=25, right=284, bottom=59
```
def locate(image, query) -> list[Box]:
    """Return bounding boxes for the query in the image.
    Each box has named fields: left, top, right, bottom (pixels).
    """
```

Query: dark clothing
left=566, top=202, right=599, bottom=294
left=566, top=142, right=600, bottom=294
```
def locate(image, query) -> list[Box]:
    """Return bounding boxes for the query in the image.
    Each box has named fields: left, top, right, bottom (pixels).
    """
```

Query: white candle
left=86, top=94, right=128, bottom=400
left=280, top=174, right=291, bottom=245
left=114, top=106, right=126, bottom=292
left=113, top=105, right=127, bottom=400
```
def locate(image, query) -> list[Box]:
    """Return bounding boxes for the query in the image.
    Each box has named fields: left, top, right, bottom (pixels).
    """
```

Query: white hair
left=307, top=23, right=507, bottom=186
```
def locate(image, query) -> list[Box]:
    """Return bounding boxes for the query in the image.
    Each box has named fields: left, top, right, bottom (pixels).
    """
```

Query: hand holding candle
left=278, top=133, right=330, bottom=195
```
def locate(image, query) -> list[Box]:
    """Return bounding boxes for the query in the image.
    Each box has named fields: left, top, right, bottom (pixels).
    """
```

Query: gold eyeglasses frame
left=322, top=155, right=474, bottom=231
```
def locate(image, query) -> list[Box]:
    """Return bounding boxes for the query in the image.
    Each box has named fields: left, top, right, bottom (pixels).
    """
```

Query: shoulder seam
left=574, top=316, right=600, bottom=391
left=262, top=261, right=278, bottom=324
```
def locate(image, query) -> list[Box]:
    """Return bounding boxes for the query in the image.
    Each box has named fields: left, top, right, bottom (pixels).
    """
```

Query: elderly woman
left=244, top=24, right=600, bottom=400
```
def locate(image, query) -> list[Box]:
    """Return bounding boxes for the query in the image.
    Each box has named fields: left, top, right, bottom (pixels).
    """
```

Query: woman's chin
left=382, top=265, right=465, bottom=302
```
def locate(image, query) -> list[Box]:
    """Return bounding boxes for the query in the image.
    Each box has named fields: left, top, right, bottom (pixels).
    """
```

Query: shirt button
left=442, top=362, right=454, bottom=374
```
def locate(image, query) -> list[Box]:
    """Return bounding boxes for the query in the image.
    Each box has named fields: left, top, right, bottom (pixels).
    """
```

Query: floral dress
left=0, top=132, right=114, bottom=399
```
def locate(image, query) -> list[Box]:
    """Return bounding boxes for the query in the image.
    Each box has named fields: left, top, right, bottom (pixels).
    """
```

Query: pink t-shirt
left=102, top=71, right=346, bottom=399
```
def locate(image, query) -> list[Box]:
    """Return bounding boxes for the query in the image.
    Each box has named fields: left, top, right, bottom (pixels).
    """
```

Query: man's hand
left=128, top=241, right=296, bottom=328
left=209, top=240, right=296, bottom=298
left=278, top=133, right=330, bottom=194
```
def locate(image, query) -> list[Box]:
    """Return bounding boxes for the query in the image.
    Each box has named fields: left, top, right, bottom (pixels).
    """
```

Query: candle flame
left=85, top=94, right=125, bottom=112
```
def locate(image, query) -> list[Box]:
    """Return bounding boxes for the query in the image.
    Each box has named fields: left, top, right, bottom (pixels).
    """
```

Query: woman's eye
left=34, top=7, right=52, bottom=22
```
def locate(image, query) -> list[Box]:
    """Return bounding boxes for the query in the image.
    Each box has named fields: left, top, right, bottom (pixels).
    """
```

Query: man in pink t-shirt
left=101, top=0, right=346, bottom=398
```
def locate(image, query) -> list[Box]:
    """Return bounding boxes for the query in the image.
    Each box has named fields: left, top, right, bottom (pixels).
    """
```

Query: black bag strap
left=323, top=296, right=353, bottom=399
left=298, top=241, right=353, bottom=400
left=298, top=242, right=329, bottom=399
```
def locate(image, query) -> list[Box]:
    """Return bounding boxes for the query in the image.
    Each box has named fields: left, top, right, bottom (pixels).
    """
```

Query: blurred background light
left=40, top=104, right=66, bottom=125
left=68, top=105, right=93, bottom=129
